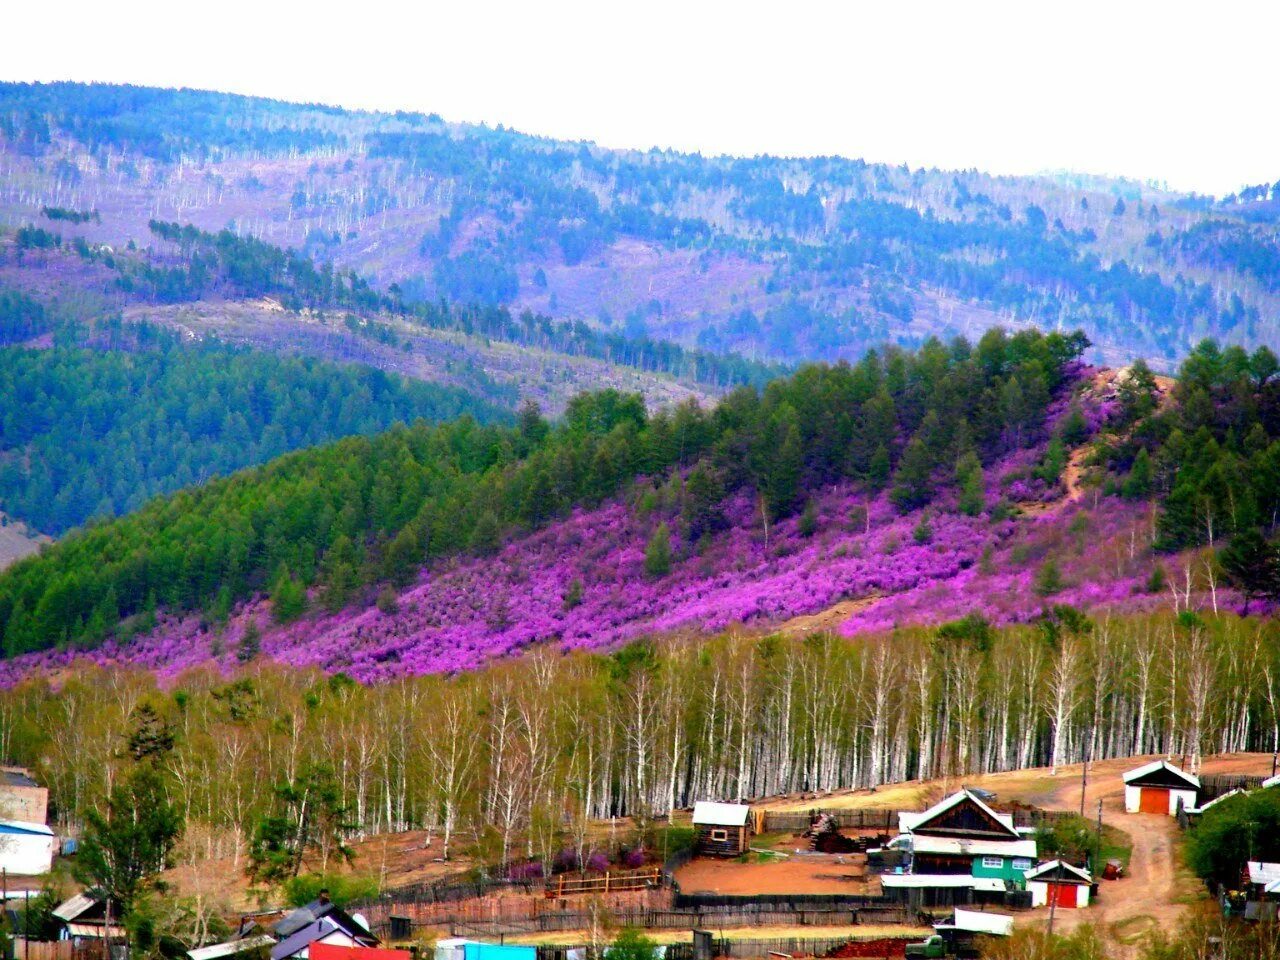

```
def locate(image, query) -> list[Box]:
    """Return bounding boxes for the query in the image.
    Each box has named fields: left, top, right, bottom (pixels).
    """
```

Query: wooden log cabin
left=691, top=801, right=751, bottom=857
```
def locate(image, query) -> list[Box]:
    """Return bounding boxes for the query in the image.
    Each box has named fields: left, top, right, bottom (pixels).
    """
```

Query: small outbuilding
left=691, top=801, right=751, bottom=857
left=1024, top=860, right=1093, bottom=909
left=0, top=820, right=54, bottom=874
left=1122, top=760, right=1199, bottom=815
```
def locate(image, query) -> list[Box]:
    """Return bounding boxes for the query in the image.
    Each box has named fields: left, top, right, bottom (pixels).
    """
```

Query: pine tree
left=1220, top=528, right=1280, bottom=613
left=644, top=523, right=672, bottom=578
left=1122, top=448, right=1153, bottom=500
left=955, top=452, right=985, bottom=516
left=891, top=436, right=934, bottom=511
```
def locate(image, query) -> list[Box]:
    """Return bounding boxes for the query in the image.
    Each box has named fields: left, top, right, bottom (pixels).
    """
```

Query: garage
left=1048, top=882, right=1079, bottom=908
left=1025, top=860, right=1093, bottom=909
left=1138, top=787, right=1170, bottom=814
left=1122, top=760, right=1199, bottom=815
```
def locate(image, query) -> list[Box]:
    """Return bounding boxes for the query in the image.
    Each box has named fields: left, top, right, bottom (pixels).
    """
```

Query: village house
left=691, top=801, right=751, bottom=857
left=269, top=893, right=379, bottom=960
left=1122, top=760, right=1199, bottom=815
left=879, top=790, right=1037, bottom=900
left=1024, top=860, right=1093, bottom=908
left=52, top=892, right=124, bottom=943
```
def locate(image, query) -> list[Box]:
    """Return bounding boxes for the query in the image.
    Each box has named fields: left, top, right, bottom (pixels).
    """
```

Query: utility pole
left=1047, top=860, right=1064, bottom=937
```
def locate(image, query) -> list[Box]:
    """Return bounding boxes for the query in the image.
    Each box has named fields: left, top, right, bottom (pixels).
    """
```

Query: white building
left=0, top=820, right=54, bottom=874
left=1024, top=860, right=1093, bottom=908
left=1122, top=760, right=1199, bottom=815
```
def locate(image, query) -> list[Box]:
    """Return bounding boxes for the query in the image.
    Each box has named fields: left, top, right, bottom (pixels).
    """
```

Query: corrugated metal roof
left=65, top=923, right=124, bottom=939
left=53, top=893, right=100, bottom=922
left=691, top=801, right=749, bottom=826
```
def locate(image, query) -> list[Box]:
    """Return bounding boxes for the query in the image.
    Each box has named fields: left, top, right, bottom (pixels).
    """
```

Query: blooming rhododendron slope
left=0, top=418, right=1212, bottom=683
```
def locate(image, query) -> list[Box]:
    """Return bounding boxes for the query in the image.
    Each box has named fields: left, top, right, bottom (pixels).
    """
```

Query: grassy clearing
left=1110, top=914, right=1156, bottom=944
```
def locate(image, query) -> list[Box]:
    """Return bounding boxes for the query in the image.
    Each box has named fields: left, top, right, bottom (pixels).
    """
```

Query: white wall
left=1027, top=881, right=1091, bottom=908
left=0, top=832, right=54, bottom=874
left=1124, top=785, right=1199, bottom=815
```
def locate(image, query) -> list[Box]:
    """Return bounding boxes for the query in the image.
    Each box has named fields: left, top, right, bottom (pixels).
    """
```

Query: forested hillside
left=2, top=611, right=1274, bottom=838
left=0, top=328, right=1085, bottom=657
left=2, top=82, right=1279, bottom=367
left=0, top=297, right=511, bottom=535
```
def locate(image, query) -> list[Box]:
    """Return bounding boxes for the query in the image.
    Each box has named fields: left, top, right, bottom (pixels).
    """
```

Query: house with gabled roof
left=269, top=894, right=378, bottom=960
left=1122, top=760, right=1199, bottom=815
left=1024, top=860, right=1093, bottom=908
left=882, top=789, right=1037, bottom=896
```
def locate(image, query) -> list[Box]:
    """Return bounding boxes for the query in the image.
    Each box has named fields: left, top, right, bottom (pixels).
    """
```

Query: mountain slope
left=3, top=82, right=1279, bottom=368
left=0, top=328, right=1084, bottom=661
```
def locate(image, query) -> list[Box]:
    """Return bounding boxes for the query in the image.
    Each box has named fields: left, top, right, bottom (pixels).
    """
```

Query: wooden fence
left=443, top=904, right=912, bottom=939
left=546, top=868, right=662, bottom=897
left=1199, top=773, right=1267, bottom=802
left=9, top=941, right=90, bottom=960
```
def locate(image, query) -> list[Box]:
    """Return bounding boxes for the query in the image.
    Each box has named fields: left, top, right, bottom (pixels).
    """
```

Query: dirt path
left=774, top=596, right=880, bottom=637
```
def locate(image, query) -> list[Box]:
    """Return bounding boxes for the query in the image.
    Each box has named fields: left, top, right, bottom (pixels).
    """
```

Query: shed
left=0, top=820, right=54, bottom=874
left=1024, top=860, right=1093, bottom=909
left=691, top=801, right=750, bottom=857
left=1122, top=760, right=1199, bottom=815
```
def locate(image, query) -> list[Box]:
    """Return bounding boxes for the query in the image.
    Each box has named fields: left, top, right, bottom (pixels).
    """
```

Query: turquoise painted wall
left=970, top=855, right=1033, bottom=886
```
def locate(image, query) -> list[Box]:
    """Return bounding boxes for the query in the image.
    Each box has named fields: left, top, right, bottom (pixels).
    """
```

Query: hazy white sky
left=4, top=0, right=1276, bottom=196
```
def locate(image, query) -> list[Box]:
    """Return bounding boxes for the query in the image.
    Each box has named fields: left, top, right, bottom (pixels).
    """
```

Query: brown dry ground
left=165, top=829, right=474, bottom=913
left=0, top=513, right=47, bottom=570
left=674, top=852, right=874, bottom=896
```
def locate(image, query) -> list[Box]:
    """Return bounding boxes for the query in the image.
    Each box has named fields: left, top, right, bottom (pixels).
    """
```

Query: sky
left=3, top=0, right=1276, bottom=196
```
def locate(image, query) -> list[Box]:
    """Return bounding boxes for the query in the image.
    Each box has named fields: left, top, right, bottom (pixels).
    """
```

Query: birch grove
left=4, top=611, right=1277, bottom=866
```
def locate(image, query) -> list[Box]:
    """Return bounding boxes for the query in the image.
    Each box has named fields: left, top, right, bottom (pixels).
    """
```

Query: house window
left=1012, top=858, right=1032, bottom=870
left=982, top=856, right=1004, bottom=869
left=710, top=828, right=728, bottom=842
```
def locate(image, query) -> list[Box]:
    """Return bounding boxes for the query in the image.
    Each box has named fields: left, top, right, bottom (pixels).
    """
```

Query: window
left=982, top=856, right=1004, bottom=869
left=1012, top=858, right=1032, bottom=870
left=710, top=828, right=728, bottom=842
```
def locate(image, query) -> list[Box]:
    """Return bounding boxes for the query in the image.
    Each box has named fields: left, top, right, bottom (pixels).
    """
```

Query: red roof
left=311, top=945, right=410, bottom=960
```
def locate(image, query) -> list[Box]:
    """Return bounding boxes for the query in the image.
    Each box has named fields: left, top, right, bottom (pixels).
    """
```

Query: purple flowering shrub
left=0, top=371, right=1238, bottom=685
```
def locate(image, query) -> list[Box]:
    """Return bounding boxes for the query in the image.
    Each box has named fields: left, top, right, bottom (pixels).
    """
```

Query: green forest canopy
left=0, top=327, right=1086, bottom=657
left=0, top=318, right=512, bottom=536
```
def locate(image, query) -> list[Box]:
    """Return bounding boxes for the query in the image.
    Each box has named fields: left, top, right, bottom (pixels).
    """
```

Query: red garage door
left=1139, top=787, right=1170, bottom=814
left=1048, top=883, right=1079, bottom=908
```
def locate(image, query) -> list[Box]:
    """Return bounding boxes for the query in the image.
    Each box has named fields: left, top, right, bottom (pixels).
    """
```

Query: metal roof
left=935, top=909, right=1014, bottom=936
left=1024, top=859, right=1092, bottom=883
left=189, top=935, right=278, bottom=960
left=906, top=835, right=1038, bottom=859
left=880, top=874, right=1007, bottom=891
left=53, top=893, right=100, bottom=922
left=691, top=801, right=750, bottom=826
left=898, top=790, right=1017, bottom=837
left=0, top=770, right=39, bottom=789
left=1248, top=861, right=1280, bottom=886
left=1121, top=760, right=1199, bottom=788
left=0, top=820, right=53, bottom=836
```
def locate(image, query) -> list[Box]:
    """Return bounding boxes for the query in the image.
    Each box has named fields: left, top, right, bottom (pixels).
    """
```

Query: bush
left=283, top=872, right=380, bottom=908
left=1186, top=788, right=1280, bottom=888
left=606, top=929, right=659, bottom=960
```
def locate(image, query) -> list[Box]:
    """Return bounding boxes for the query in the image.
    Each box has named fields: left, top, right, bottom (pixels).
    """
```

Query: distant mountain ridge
left=2, top=81, right=1279, bottom=370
